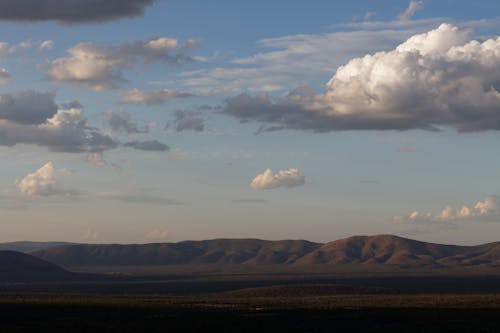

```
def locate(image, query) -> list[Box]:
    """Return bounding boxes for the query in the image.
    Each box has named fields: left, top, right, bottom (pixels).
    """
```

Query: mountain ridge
left=26, top=235, right=500, bottom=269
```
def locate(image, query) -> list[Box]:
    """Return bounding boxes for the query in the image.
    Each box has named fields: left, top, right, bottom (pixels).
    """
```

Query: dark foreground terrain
left=1, top=292, right=500, bottom=332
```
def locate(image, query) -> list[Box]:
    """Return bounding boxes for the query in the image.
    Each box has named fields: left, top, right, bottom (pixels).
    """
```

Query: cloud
left=0, top=91, right=58, bottom=124
left=223, top=24, right=500, bottom=132
left=0, top=94, right=118, bottom=152
left=16, top=161, right=77, bottom=197
left=144, top=228, right=169, bottom=241
left=394, top=196, right=500, bottom=224
left=176, top=27, right=426, bottom=95
left=123, top=140, right=170, bottom=152
left=0, top=68, right=10, bottom=84
left=397, top=1, right=424, bottom=22
left=39, top=40, right=54, bottom=51
left=251, top=168, right=305, bottom=190
left=48, top=38, right=195, bottom=91
left=120, top=88, right=193, bottom=105
left=167, top=110, right=205, bottom=132
left=0, top=0, right=155, bottom=24
left=105, top=109, right=146, bottom=134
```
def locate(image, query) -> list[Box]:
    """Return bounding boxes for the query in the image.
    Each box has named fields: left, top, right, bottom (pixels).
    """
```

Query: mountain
left=28, top=235, right=500, bottom=269
left=0, top=251, right=75, bottom=282
left=0, top=241, right=75, bottom=253
left=30, top=239, right=319, bottom=267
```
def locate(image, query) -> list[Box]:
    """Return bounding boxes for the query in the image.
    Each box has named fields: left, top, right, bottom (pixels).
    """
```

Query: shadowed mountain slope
left=28, top=235, right=500, bottom=269
left=0, top=251, right=74, bottom=282
left=30, top=239, right=319, bottom=267
left=0, top=241, right=75, bottom=253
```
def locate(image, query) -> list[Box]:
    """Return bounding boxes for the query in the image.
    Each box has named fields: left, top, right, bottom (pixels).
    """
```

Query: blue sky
left=0, top=0, right=499, bottom=245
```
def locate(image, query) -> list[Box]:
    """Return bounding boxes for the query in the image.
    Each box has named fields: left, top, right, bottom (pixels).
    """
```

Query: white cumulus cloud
left=16, top=162, right=76, bottom=197
left=223, top=24, right=500, bottom=132
left=251, top=168, right=305, bottom=190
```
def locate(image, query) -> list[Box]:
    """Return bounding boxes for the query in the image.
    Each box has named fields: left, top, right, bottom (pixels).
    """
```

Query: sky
left=0, top=0, right=499, bottom=245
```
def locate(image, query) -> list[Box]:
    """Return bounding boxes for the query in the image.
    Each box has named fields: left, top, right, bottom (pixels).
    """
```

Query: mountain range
left=18, top=235, right=500, bottom=269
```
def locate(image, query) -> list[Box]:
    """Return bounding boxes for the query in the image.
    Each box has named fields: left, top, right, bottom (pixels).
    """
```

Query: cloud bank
left=0, top=0, right=155, bottom=24
left=394, top=196, right=500, bottom=224
left=251, top=168, right=305, bottom=190
left=223, top=24, right=500, bottom=132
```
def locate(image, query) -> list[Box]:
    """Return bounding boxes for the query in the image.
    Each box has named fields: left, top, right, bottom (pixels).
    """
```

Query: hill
left=28, top=235, right=500, bottom=269
left=0, top=251, right=75, bottom=282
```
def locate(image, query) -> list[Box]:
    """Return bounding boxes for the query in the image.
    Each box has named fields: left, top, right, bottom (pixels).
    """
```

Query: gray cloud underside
left=0, top=91, right=58, bottom=125
left=123, top=140, right=170, bottom=152
left=105, top=109, right=147, bottom=134
left=0, top=0, right=155, bottom=23
left=169, top=110, right=205, bottom=132
left=0, top=118, right=118, bottom=152
left=223, top=92, right=425, bottom=132
left=0, top=90, right=169, bottom=153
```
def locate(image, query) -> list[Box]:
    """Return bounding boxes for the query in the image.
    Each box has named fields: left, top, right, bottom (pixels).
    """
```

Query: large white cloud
left=16, top=162, right=75, bottom=197
left=251, top=168, right=305, bottom=190
left=223, top=24, right=500, bottom=132
left=48, top=38, right=196, bottom=91
left=394, top=195, right=500, bottom=224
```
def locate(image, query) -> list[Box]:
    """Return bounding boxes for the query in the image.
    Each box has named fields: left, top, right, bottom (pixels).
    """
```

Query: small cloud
left=105, top=109, right=147, bottom=134
left=16, top=161, right=77, bottom=197
left=123, top=140, right=170, bottom=152
left=47, top=38, right=196, bottom=91
left=251, top=168, right=306, bottom=190
left=397, top=0, right=423, bottom=21
left=120, top=88, right=194, bottom=105
left=166, top=110, right=205, bottom=132
left=39, top=40, right=54, bottom=51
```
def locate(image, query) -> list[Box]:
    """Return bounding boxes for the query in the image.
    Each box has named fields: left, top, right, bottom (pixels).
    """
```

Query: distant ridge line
left=14, top=234, right=499, bottom=269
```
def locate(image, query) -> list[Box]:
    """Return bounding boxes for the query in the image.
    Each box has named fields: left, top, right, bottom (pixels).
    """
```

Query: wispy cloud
left=397, top=0, right=424, bottom=22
